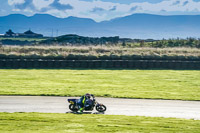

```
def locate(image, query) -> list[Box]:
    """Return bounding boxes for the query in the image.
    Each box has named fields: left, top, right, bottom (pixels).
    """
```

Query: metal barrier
left=0, top=59, right=199, bottom=69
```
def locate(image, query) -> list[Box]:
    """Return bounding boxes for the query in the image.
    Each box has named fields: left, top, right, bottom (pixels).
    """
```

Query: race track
left=0, top=96, right=200, bottom=120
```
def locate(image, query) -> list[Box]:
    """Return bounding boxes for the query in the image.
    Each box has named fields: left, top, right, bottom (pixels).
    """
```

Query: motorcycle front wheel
left=96, top=105, right=106, bottom=112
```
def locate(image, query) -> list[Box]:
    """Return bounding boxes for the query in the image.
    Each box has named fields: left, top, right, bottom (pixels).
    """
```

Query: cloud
left=32, top=0, right=54, bottom=10
left=50, top=0, right=73, bottom=10
left=44, top=9, right=69, bottom=18
left=172, top=1, right=180, bottom=5
left=183, top=1, right=189, bottom=6
left=91, top=7, right=105, bottom=12
left=6, top=0, right=200, bottom=22
left=9, top=0, right=54, bottom=11
left=8, top=0, right=25, bottom=5
left=130, top=6, right=138, bottom=12
left=110, top=6, right=116, bottom=11
left=14, top=0, right=35, bottom=10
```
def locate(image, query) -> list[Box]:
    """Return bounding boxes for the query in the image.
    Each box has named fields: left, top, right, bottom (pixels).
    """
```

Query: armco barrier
left=0, top=59, right=199, bottom=69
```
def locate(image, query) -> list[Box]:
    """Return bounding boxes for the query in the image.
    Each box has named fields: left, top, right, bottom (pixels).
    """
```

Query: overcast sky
left=1, top=0, right=200, bottom=22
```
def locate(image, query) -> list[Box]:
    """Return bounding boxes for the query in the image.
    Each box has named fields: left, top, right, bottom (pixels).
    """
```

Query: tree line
left=41, top=35, right=200, bottom=48
left=1, top=34, right=200, bottom=48
left=131, top=38, right=200, bottom=48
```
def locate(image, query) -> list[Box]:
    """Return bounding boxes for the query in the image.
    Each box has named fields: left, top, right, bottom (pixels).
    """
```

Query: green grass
left=0, top=112, right=200, bottom=133
left=0, top=69, right=200, bottom=100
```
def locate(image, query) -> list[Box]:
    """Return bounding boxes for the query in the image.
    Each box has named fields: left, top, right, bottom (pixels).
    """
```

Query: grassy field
left=0, top=69, right=200, bottom=100
left=0, top=46, right=200, bottom=60
left=0, top=112, right=200, bottom=133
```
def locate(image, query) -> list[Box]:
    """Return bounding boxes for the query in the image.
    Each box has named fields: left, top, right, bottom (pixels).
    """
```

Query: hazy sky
left=1, top=0, right=200, bottom=21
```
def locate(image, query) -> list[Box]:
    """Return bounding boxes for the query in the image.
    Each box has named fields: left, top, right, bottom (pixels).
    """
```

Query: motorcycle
left=68, top=98, right=106, bottom=112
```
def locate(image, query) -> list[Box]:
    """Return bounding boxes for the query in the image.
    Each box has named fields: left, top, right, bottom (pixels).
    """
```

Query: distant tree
left=122, top=41, right=126, bottom=47
left=139, top=40, right=145, bottom=47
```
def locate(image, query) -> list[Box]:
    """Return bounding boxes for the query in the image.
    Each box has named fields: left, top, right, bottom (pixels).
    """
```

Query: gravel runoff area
left=0, top=96, right=200, bottom=120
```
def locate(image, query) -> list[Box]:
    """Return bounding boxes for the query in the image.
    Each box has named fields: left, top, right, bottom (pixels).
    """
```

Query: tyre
left=69, top=104, right=78, bottom=112
left=96, top=105, right=106, bottom=112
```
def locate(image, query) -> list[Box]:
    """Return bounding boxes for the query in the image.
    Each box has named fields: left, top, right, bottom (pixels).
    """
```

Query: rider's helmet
left=85, top=93, right=91, bottom=99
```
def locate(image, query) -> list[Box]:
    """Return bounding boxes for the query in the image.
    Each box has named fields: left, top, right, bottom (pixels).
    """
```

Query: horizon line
left=1, top=13, right=200, bottom=22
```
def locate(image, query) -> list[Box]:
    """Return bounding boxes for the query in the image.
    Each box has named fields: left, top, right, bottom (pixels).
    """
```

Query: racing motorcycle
left=68, top=98, right=106, bottom=112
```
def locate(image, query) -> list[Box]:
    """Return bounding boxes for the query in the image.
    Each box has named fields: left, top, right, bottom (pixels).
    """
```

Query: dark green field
left=0, top=37, right=46, bottom=42
left=0, top=113, right=200, bottom=133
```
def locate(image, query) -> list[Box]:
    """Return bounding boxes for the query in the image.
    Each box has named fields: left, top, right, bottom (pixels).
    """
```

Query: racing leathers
left=77, top=93, right=94, bottom=113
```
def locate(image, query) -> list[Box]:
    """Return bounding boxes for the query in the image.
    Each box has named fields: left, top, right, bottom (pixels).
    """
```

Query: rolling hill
left=0, top=13, right=200, bottom=39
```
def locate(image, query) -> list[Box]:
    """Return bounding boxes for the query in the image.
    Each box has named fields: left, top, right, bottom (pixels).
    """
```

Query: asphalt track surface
left=0, top=96, right=200, bottom=120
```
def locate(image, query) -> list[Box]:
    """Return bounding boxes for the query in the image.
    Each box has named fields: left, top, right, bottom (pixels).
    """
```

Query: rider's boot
left=79, top=107, right=83, bottom=114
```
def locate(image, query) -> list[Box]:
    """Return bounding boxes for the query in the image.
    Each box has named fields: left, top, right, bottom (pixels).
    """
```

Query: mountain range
left=0, top=13, right=200, bottom=39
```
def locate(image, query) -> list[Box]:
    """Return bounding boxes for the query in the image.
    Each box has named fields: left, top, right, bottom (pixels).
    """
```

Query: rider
left=77, top=93, right=94, bottom=113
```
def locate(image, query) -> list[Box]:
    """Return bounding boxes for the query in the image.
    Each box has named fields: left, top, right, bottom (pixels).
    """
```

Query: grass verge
left=0, top=69, right=200, bottom=100
left=0, top=46, right=200, bottom=60
left=0, top=112, right=200, bottom=133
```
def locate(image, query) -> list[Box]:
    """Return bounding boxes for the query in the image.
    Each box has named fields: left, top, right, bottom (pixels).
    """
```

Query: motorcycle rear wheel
left=96, top=105, right=106, bottom=112
left=69, top=104, right=78, bottom=112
